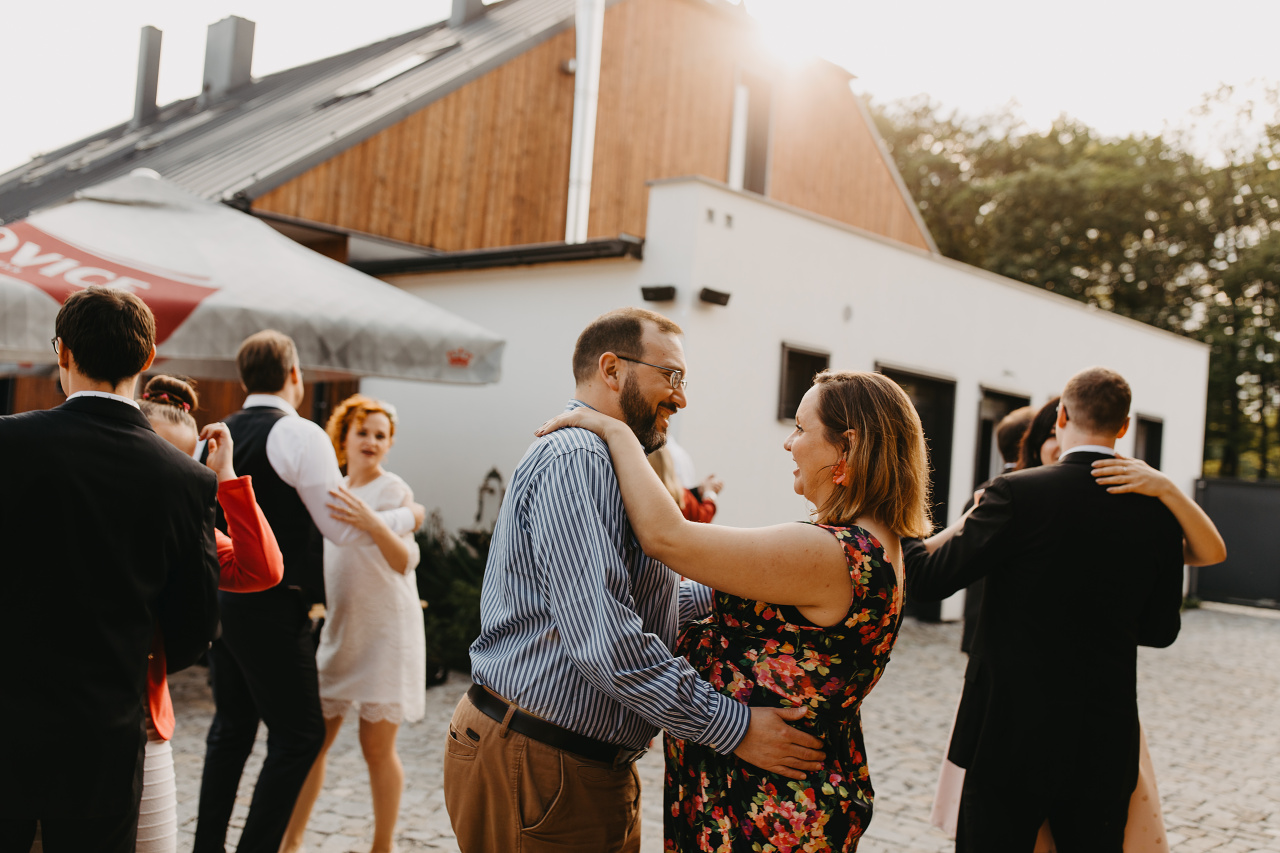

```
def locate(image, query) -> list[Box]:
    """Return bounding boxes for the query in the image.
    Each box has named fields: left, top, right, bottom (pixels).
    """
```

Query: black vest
left=221, top=406, right=325, bottom=604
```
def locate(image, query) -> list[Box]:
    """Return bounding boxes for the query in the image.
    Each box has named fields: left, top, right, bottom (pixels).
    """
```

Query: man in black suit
left=904, top=367, right=1184, bottom=852
left=0, top=287, right=220, bottom=853
left=958, top=405, right=1034, bottom=654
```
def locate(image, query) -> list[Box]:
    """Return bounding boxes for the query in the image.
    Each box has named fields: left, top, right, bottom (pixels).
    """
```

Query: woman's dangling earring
left=831, top=457, right=848, bottom=487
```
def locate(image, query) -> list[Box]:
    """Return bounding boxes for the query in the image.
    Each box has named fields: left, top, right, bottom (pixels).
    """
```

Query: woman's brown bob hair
left=325, top=394, right=398, bottom=469
left=811, top=370, right=933, bottom=537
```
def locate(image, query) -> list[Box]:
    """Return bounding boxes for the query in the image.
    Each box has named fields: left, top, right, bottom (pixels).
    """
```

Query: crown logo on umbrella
left=448, top=347, right=473, bottom=367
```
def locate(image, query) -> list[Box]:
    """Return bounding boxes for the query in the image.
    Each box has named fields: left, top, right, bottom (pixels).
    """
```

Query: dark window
left=777, top=345, right=830, bottom=421
left=1135, top=416, right=1163, bottom=470
left=973, top=389, right=1031, bottom=489
left=729, top=71, right=772, bottom=196
left=879, top=366, right=956, bottom=623
left=877, top=366, right=956, bottom=527
left=742, top=72, right=771, bottom=195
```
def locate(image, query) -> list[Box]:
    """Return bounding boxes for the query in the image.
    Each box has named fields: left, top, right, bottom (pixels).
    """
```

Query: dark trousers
left=194, top=587, right=324, bottom=853
left=956, top=774, right=1130, bottom=853
left=0, top=813, right=136, bottom=853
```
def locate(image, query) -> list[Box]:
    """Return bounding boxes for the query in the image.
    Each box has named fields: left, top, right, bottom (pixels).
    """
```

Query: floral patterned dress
left=665, top=524, right=903, bottom=853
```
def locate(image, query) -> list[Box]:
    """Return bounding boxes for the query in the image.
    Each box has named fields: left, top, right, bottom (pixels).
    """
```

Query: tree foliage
left=872, top=91, right=1280, bottom=477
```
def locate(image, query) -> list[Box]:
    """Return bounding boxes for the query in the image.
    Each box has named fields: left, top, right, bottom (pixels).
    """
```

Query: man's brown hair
left=995, top=406, right=1035, bottom=465
left=1062, top=367, right=1131, bottom=434
left=812, top=370, right=933, bottom=538
left=237, top=330, right=298, bottom=394
left=571, top=307, right=683, bottom=383
left=55, top=286, right=155, bottom=385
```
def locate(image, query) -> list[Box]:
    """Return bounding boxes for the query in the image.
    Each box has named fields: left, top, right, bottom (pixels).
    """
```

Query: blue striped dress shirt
left=469, top=401, right=750, bottom=753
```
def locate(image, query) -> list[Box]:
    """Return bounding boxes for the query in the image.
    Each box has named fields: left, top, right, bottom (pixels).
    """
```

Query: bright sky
left=2, top=0, right=1277, bottom=175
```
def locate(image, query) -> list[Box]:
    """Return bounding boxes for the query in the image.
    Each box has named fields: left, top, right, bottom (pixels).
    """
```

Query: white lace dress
left=317, top=471, right=425, bottom=724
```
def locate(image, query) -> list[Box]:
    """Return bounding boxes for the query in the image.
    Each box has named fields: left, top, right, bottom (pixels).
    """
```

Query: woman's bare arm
left=536, top=411, right=849, bottom=608
left=328, top=486, right=414, bottom=573
left=1093, top=456, right=1226, bottom=566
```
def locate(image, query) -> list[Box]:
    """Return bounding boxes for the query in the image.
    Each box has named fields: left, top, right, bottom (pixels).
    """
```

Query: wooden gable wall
left=256, top=28, right=578, bottom=249
left=254, top=0, right=931, bottom=253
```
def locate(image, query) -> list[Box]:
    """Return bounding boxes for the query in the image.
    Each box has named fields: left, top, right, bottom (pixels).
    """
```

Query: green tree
left=871, top=94, right=1280, bottom=477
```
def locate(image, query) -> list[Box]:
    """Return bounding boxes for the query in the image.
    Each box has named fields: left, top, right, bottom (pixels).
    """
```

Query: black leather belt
left=466, top=684, right=647, bottom=768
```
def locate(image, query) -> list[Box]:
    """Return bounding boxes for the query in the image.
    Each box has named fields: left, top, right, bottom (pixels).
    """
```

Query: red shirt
left=680, top=489, right=717, bottom=523
left=148, top=476, right=284, bottom=739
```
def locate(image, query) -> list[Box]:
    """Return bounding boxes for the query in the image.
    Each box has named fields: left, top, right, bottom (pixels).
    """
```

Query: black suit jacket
left=903, top=451, right=1184, bottom=800
left=0, top=396, right=220, bottom=818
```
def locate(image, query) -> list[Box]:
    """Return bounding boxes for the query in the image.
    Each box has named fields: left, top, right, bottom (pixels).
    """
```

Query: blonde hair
left=811, top=370, right=933, bottom=537
left=325, top=394, right=398, bottom=469
left=648, top=446, right=686, bottom=510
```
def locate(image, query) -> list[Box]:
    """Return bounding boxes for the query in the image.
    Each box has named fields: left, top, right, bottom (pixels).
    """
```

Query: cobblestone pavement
left=169, top=603, right=1279, bottom=852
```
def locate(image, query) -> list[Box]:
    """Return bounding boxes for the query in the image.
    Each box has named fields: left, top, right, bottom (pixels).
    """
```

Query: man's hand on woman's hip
left=733, top=706, right=825, bottom=780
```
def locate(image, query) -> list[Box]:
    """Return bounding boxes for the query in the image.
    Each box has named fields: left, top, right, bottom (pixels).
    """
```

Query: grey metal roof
left=0, top=0, right=581, bottom=224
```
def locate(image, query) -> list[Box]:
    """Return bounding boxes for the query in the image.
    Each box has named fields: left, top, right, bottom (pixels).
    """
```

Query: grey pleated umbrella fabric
left=0, top=170, right=503, bottom=383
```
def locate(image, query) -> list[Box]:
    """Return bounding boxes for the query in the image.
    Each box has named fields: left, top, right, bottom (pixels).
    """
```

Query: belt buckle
left=612, top=746, right=648, bottom=769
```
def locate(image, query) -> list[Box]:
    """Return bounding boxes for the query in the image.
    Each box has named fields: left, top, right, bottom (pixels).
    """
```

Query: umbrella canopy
left=0, top=171, right=503, bottom=383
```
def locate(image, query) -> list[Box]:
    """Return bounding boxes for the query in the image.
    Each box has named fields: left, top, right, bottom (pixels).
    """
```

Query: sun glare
left=742, top=0, right=823, bottom=69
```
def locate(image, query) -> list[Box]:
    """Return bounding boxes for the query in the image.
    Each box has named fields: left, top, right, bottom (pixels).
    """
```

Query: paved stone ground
left=170, top=603, right=1280, bottom=852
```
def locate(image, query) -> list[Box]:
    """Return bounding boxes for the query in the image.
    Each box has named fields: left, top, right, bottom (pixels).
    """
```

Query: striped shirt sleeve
left=679, top=580, right=716, bottom=626
left=526, top=447, right=749, bottom=752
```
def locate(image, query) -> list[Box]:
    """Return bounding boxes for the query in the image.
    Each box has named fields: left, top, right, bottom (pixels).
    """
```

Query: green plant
left=416, top=512, right=492, bottom=683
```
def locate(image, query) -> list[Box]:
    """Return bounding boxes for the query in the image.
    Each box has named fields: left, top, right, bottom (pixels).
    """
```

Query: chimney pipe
left=450, top=0, right=488, bottom=28
left=131, top=26, right=162, bottom=128
left=200, top=16, right=255, bottom=106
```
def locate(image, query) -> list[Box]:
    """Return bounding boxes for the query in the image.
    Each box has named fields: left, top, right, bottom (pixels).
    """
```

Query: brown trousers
left=442, top=695, right=641, bottom=853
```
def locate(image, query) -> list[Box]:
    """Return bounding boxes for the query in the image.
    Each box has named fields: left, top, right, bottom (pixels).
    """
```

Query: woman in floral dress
left=539, top=370, right=932, bottom=852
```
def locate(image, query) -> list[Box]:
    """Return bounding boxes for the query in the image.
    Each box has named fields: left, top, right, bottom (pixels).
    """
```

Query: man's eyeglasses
left=51, top=337, right=59, bottom=355
left=615, top=355, right=687, bottom=391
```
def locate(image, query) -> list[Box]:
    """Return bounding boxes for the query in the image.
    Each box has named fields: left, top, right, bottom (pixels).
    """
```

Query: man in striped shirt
left=442, top=307, right=823, bottom=852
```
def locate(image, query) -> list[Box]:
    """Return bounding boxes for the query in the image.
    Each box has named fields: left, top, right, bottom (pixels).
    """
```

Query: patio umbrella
left=0, top=170, right=503, bottom=383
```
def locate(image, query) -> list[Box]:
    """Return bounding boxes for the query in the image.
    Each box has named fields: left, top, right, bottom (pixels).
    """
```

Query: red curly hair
left=325, top=394, right=398, bottom=469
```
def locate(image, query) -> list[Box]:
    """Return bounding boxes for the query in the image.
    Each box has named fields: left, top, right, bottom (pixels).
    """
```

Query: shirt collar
left=1060, top=444, right=1117, bottom=458
left=243, top=393, right=297, bottom=416
left=66, top=390, right=140, bottom=410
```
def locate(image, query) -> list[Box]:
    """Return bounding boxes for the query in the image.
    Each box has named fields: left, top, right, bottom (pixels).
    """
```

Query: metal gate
left=1193, top=478, right=1280, bottom=608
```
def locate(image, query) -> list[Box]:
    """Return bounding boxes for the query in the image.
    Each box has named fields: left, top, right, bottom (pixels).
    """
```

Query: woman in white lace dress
left=280, top=395, right=424, bottom=853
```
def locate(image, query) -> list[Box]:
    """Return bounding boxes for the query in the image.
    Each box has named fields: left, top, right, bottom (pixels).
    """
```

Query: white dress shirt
left=1059, top=444, right=1117, bottom=459
left=67, top=390, right=141, bottom=409
left=243, top=394, right=415, bottom=545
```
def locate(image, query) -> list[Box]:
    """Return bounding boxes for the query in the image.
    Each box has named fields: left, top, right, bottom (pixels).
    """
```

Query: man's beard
left=620, top=374, right=672, bottom=454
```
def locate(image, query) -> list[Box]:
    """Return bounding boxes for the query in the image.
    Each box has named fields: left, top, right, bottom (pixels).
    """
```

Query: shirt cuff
left=697, top=692, right=751, bottom=755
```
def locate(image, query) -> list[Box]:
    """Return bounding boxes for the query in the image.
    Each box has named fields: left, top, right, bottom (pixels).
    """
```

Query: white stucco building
left=368, top=177, right=1209, bottom=577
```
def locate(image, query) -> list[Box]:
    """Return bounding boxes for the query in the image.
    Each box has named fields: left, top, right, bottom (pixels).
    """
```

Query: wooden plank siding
left=255, top=29, right=578, bottom=251
left=5, top=374, right=358, bottom=426
left=254, top=0, right=931, bottom=253
left=769, top=63, right=931, bottom=250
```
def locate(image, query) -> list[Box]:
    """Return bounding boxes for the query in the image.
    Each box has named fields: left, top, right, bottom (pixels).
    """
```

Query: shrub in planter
left=415, top=514, right=492, bottom=685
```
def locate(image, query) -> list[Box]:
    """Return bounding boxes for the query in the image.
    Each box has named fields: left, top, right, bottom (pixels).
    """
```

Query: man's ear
left=1056, top=403, right=1069, bottom=429
left=1114, top=416, right=1130, bottom=440
left=57, top=346, right=72, bottom=372
left=599, top=352, right=624, bottom=393
left=141, top=346, right=156, bottom=373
